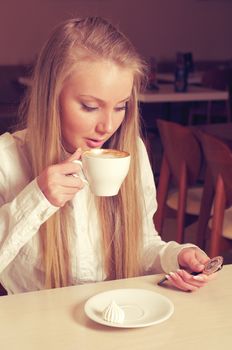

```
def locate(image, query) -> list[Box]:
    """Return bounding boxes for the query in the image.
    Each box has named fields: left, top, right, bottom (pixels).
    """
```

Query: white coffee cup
left=74, top=148, right=130, bottom=196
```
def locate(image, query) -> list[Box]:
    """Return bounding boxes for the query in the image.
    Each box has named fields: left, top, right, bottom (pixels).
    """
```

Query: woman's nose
left=96, top=112, right=113, bottom=134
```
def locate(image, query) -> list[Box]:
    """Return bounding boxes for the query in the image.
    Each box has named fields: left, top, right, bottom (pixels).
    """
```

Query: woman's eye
left=114, top=104, right=127, bottom=112
left=81, top=103, right=98, bottom=112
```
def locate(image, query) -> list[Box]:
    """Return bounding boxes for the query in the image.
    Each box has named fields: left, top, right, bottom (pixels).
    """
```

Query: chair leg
left=226, top=99, right=231, bottom=123
left=188, top=104, right=194, bottom=125
left=176, top=163, right=187, bottom=244
left=196, top=167, right=214, bottom=249
left=206, top=101, right=212, bottom=124
left=209, top=176, right=226, bottom=257
left=154, top=155, right=170, bottom=234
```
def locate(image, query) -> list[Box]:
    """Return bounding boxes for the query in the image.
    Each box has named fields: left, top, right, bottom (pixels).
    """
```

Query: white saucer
left=84, top=288, right=174, bottom=328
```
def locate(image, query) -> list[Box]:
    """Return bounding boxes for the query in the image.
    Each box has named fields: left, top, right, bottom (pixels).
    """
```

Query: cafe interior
left=0, top=1, right=232, bottom=348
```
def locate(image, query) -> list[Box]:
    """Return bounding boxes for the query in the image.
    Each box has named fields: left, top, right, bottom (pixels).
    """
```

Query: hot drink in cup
left=81, top=149, right=130, bottom=196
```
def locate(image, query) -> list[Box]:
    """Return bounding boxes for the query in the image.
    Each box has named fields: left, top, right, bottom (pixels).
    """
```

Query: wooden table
left=139, top=84, right=229, bottom=104
left=0, top=265, right=231, bottom=350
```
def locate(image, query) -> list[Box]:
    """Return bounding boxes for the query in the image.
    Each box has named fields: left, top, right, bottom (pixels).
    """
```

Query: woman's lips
left=85, top=138, right=105, bottom=148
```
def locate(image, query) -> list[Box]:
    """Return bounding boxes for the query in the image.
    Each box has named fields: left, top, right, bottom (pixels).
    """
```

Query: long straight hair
left=22, top=17, right=148, bottom=288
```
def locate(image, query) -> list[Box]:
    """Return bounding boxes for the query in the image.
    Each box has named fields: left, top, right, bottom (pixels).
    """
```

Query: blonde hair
left=23, top=17, right=148, bottom=288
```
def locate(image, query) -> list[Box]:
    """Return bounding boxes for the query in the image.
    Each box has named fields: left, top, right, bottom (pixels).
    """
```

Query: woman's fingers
left=37, top=160, right=86, bottom=207
left=165, top=269, right=210, bottom=292
left=177, top=269, right=208, bottom=287
left=165, top=272, right=198, bottom=292
left=178, top=247, right=209, bottom=273
left=52, top=161, right=82, bottom=177
left=194, top=248, right=210, bottom=264
left=62, top=148, right=82, bottom=163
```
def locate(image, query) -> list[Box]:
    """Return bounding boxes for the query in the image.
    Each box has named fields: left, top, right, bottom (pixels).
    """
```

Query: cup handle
left=72, top=160, right=88, bottom=185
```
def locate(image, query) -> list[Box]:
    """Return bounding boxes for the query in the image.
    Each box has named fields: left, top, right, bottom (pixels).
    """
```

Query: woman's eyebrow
left=79, top=95, right=130, bottom=104
left=117, top=96, right=130, bottom=103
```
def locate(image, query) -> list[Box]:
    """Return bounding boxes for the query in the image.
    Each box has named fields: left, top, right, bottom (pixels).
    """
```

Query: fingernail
left=165, top=274, right=170, bottom=280
left=169, top=271, right=175, bottom=277
left=193, top=275, right=204, bottom=281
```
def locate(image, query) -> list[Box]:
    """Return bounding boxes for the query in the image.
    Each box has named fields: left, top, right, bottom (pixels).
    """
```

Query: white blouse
left=0, top=130, right=192, bottom=294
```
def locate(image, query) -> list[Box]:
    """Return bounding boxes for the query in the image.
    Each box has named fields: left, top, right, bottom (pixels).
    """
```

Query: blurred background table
left=139, top=84, right=229, bottom=104
left=157, top=71, right=203, bottom=85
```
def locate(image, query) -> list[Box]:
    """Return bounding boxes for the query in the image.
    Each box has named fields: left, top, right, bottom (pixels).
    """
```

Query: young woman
left=0, top=17, right=213, bottom=294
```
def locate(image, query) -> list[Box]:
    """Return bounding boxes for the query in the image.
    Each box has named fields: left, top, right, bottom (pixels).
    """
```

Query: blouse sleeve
left=0, top=131, right=59, bottom=274
left=0, top=133, right=59, bottom=273
left=0, top=179, right=58, bottom=274
left=138, top=138, right=195, bottom=274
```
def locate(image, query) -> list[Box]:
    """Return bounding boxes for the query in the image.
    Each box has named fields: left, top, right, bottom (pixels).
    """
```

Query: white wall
left=1, top=0, right=232, bottom=65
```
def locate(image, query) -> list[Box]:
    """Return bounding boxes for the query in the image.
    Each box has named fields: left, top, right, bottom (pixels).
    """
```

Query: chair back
left=200, top=132, right=232, bottom=206
left=157, top=119, right=202, bottom=186
left=199, top=132, right=232, bottom=256
left=155, top=119, right=202, bottom=243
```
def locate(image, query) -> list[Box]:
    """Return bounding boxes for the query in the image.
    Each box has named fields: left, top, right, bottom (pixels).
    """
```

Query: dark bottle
left=184, top=52, right=194, bottom=74
left=174, top=52, right=188, bottom=92
left=148, top=57, right=159, bottom=91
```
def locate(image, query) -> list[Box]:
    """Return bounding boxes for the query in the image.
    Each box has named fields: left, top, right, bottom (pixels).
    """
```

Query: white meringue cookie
left=103, top=300, right=125, bottom=324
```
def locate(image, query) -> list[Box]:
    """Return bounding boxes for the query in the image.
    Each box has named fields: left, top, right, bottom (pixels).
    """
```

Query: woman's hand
left=37, top=148, right=86, bottom=207
left=165, top=247, right=216, bottom=292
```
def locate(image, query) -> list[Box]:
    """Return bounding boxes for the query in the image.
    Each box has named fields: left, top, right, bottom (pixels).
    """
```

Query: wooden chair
left=197, top=132, right=232, bottom=257
left=154, top=119, right=203, bottom=244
